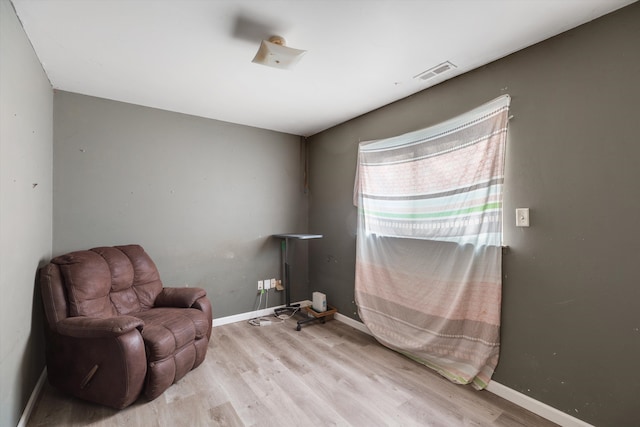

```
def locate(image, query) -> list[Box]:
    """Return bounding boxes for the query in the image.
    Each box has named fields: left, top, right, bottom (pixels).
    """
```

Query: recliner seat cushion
left=134, top=308, right=208, bottom=359
left=134, top=307, right=209, bottom=400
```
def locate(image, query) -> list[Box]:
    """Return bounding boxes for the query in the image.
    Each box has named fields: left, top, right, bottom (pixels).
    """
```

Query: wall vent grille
left=414, top=61, right=457, bottom=81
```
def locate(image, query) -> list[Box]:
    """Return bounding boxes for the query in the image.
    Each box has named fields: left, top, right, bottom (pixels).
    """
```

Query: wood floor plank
left=27, top=316, right=558, bottom=426
left=208, top=401, right=244, bottom=427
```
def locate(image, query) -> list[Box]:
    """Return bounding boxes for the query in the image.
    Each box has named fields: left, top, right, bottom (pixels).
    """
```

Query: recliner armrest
left=56, top=315, right=144, bottom=338
left=154, top=287, right=206, bottom=308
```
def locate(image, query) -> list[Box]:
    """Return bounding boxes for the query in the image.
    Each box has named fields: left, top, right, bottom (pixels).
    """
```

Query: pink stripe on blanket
left=356, top=262, right=501, bottom=325
left=360, top=137, right=504, bottom=196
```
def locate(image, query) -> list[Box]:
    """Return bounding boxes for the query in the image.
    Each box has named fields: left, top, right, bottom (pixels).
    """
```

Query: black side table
left=272, top=233, right=322, bottom=317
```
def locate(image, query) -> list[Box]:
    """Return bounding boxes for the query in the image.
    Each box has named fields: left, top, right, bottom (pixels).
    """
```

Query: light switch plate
left=516, top=208, right=530, bottom=227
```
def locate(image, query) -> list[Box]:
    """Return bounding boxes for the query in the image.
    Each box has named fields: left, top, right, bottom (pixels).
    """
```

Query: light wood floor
left=28, top=315, right=557, bottom=426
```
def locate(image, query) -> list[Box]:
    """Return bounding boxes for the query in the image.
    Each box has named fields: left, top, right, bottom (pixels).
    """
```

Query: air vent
left=414, top=61, right=457, bottom=81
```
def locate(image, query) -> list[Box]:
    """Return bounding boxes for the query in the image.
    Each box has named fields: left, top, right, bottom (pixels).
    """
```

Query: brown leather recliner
left=38, top=244, right=212, bottom=409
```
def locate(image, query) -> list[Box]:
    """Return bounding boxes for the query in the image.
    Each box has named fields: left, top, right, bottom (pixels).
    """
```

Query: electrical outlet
left=270, top=278, right=276, bottom=289
left=263, top=278, right=271, bottom=290
left=258, top=280, right=264, bottom=291
left=275, top=279, right=284, bottom=291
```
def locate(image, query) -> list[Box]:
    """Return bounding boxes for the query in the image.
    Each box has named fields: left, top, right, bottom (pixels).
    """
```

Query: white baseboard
left=21, top=305, right=279, bottom=425
left=485, top=381, right=593, bottom=427
left=213, top=300, right=314, bottom=327
left=333, top=315, right=592, bottom=427
left=335, top=312, right=370, bottom=334
left=213, top=304, right=285, bottom=327
left=18, top=367, right=47, bottom=427
left=23, top=311, right=591, bottom=427
left=19, top=306, right=287, bottom=426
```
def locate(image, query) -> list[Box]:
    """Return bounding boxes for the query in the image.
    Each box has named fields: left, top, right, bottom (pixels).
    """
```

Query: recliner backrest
left=50, top=244, right=163, bottom=318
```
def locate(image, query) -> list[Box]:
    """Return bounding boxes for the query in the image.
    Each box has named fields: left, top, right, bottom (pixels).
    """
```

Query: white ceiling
left=11, top=0, right=635, bottom=137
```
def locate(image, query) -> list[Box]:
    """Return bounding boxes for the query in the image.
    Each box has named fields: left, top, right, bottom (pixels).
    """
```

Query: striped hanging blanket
left=354, top=95, right=510, bottom=389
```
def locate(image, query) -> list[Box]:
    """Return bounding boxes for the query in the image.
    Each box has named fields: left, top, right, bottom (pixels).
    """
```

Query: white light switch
left=516, top=208, right=530, bottom=227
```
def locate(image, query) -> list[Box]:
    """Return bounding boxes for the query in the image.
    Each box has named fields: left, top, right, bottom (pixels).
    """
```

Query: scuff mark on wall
left=554, top=299, right=575, bottom=305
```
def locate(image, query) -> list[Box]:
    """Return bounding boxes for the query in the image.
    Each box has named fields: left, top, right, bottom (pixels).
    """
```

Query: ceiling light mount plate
left=252, top=35, right=306, bottom=70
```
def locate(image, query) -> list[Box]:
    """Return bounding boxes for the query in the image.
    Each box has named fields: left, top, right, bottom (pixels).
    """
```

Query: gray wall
left=4, top=1, right=638, bottom=425
left=53, top=91, right=309, bottom=318
left=307, top=3, right=640, bottom=426
left=0, top=0, right=53, bottom=425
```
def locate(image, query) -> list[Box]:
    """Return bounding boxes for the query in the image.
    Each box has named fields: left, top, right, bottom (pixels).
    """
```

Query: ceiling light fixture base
left=252, top=35, right=306, bottom=70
